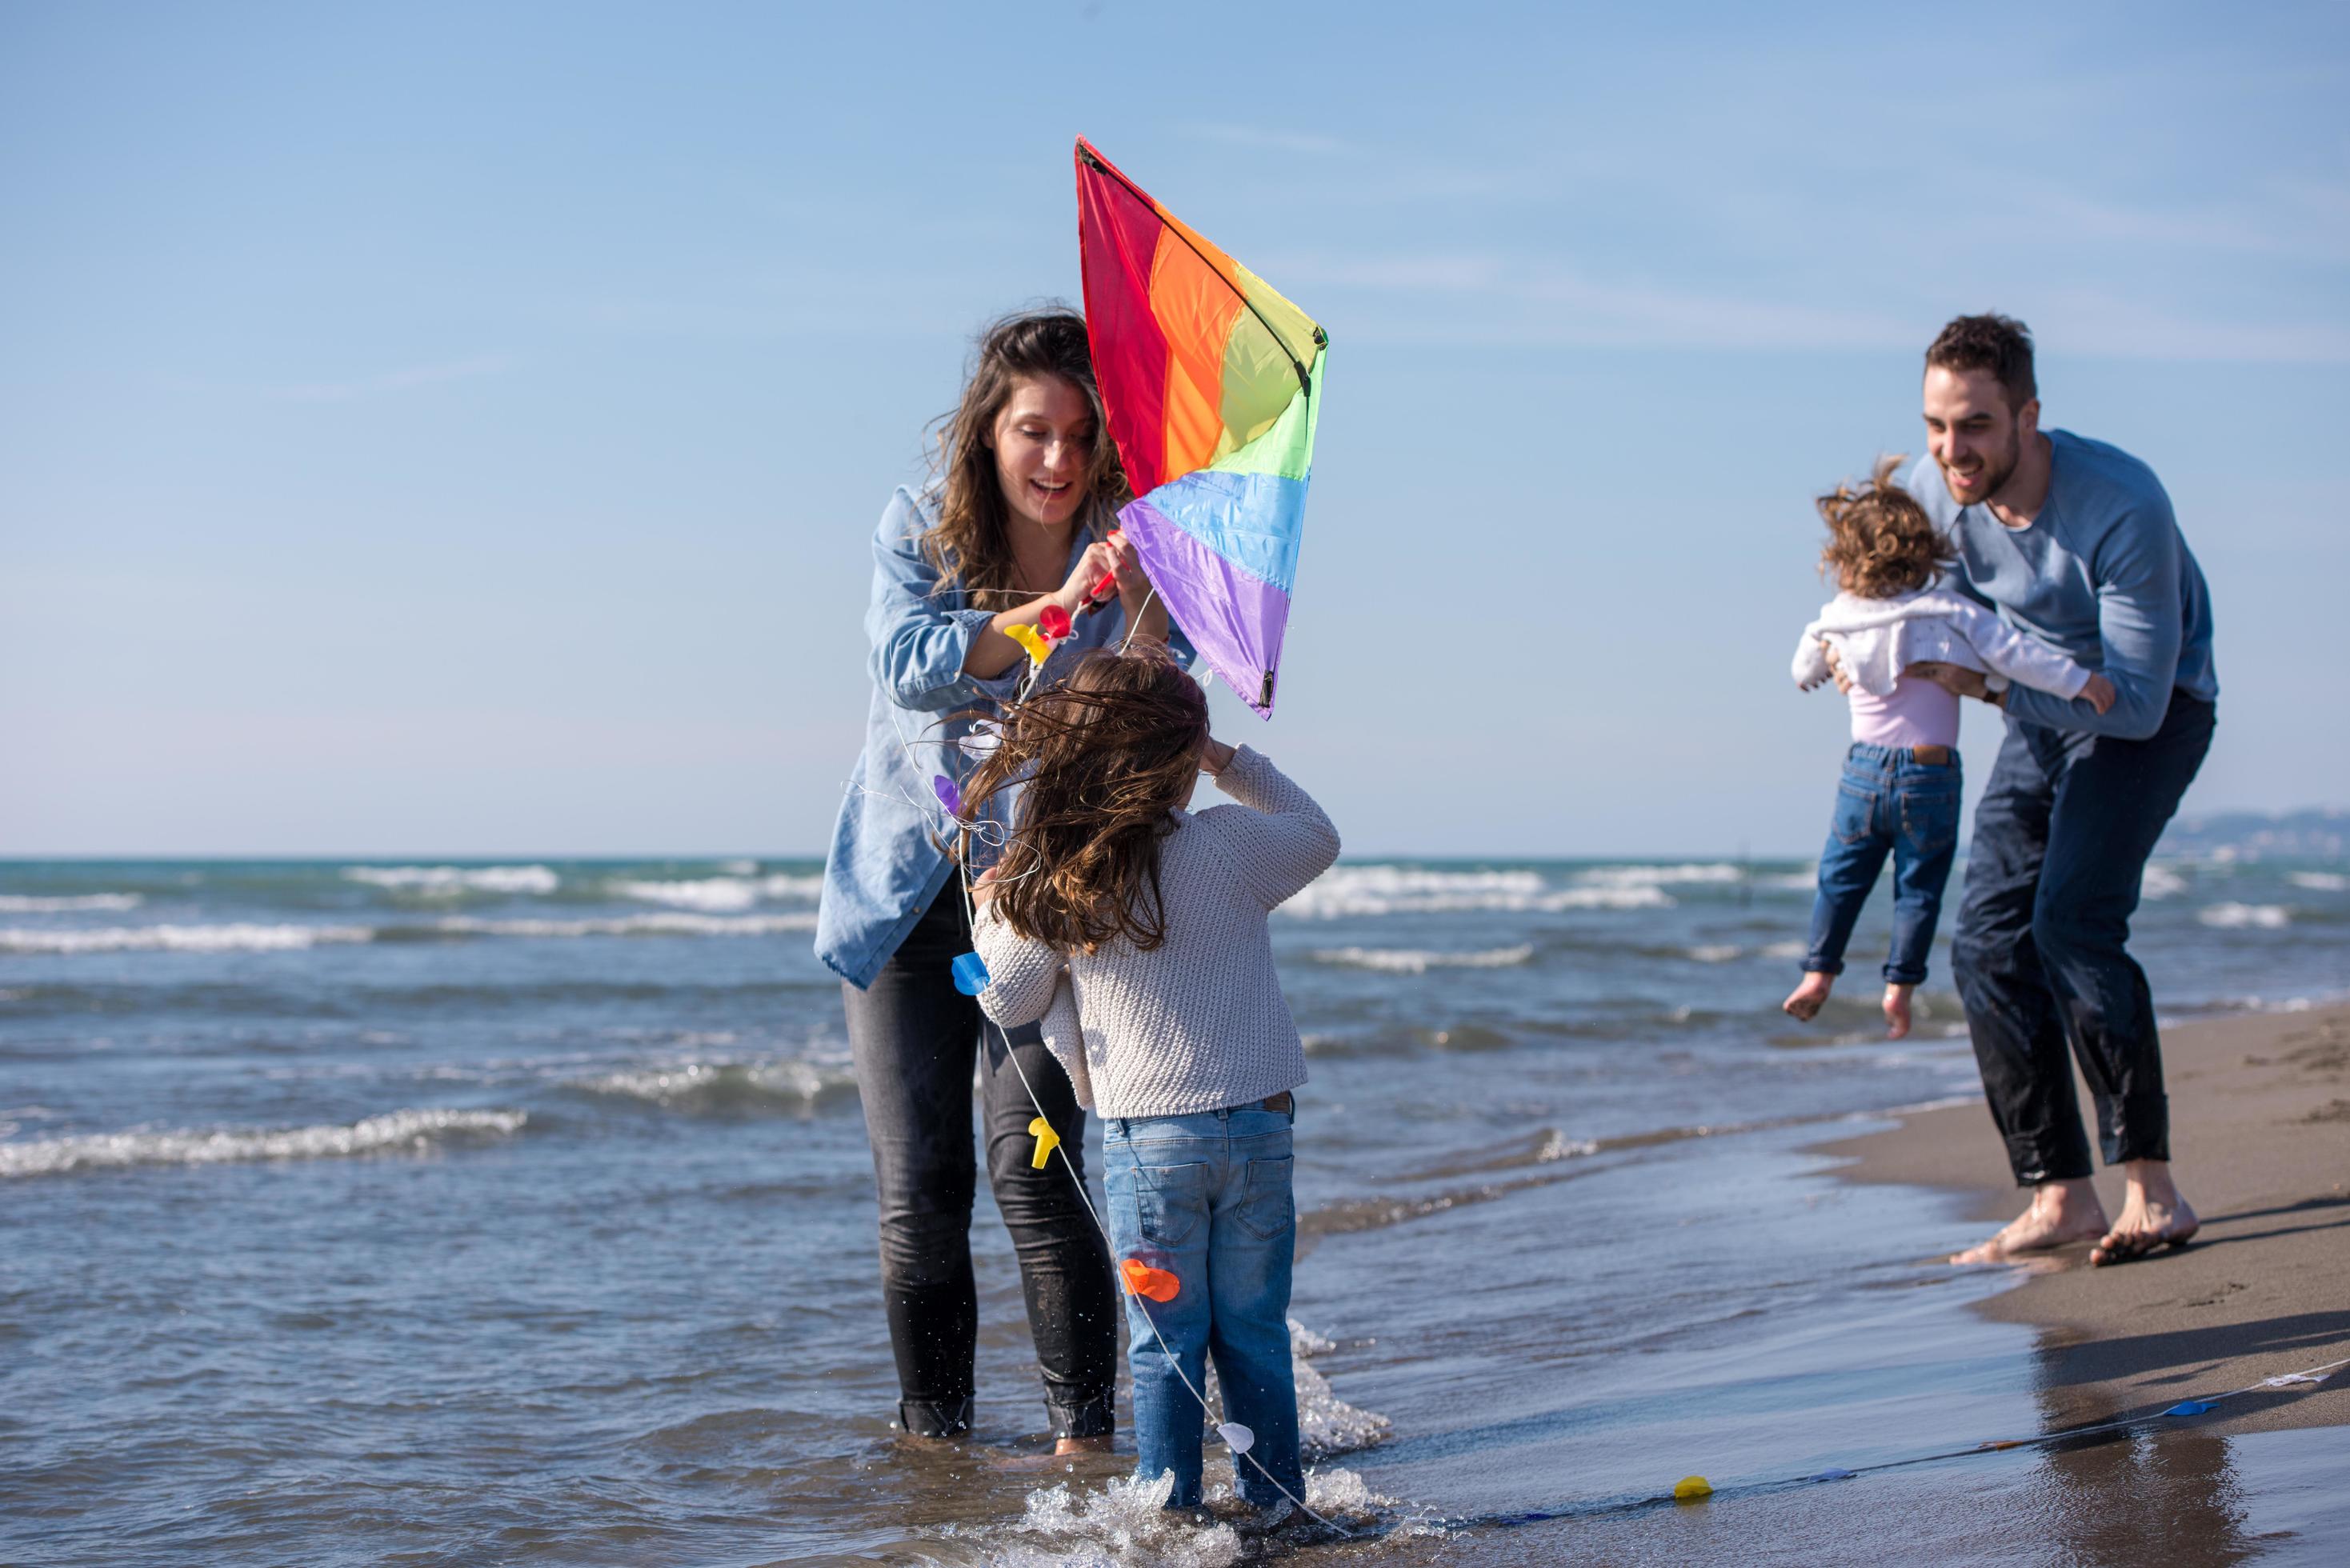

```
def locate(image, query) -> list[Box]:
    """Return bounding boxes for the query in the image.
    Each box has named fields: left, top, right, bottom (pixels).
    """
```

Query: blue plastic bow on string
left=951, top=952, right=991, bottom=995
left=2163, top=1400, right=2216, bottom=1417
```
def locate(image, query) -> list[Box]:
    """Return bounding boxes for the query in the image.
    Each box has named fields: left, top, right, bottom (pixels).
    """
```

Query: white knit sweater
left=972, top=746, right=1340, bottom=1119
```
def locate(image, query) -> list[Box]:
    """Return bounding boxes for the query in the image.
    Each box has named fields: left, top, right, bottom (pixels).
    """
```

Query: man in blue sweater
left=1896, top=314, right=2217, bottom=1268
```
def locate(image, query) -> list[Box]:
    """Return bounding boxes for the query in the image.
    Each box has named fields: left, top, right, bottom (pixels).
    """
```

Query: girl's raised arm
left=1197, top=746, right=1342, bottom=911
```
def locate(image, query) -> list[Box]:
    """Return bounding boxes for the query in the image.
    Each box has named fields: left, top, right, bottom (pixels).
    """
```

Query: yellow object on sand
left=1674, top=1475, right=1712, bottom=1502
left=1027, top=1116, right=1060, bottom=1169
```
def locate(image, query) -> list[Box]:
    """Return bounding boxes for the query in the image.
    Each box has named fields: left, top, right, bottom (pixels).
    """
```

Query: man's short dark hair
left=1926, top=314, right=2036, bottom=410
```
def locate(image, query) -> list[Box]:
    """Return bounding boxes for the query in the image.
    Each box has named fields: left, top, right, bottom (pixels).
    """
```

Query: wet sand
left=1820, top=1002, right=2350, bottom=1439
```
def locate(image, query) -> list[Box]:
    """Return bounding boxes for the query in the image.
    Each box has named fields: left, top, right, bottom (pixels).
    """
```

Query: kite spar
left=1075, top=137, right=1326, bottom=717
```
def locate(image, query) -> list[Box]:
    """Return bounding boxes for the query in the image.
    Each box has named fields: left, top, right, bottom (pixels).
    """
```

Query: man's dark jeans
left=1803, top=743, right=1963, bottom=986
left=1952, top=692, right=2215, bottom=1186
left=842, top=885, right=1115, bottom=1438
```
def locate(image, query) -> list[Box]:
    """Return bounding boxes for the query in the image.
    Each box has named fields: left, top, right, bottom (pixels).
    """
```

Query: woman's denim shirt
left=817, top=486, right=1193, bottom=990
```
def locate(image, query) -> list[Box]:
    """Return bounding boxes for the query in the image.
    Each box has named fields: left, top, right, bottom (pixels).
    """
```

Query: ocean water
left=2, top=853, right=2344, bottom=1565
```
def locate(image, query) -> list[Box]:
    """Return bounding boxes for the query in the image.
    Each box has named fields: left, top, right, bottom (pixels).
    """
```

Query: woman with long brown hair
left=815, top=308, right=1183, bottom=1449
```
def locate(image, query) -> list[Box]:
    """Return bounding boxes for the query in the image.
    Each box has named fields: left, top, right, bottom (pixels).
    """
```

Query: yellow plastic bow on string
left=1027, top=1116, right=1060, bottom=1169
left=1006, top=622, right=1052, bottom=667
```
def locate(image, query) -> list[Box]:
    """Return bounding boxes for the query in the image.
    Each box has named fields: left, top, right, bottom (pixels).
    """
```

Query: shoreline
left=1818, top=1002, right=2350, bottom=1437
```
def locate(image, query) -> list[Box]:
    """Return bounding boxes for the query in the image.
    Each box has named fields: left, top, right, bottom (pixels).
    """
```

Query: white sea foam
left=1282, top=866, right=1670, bottom=918
left=0, top=923, right=374, bottom=955
left=345, top=865, right=560, bottom=895
left=438, top=912, right=815, bottom=938
left=1760, top=940, right=1809, bottom=960
left=1686, top=943, right=1743, bottom=962
left=610, top=874, right=822, bottom=912
left=578, top=1059, right=853, bottom=1110
left=0, top=1108, right=527, bottom=1178
left=1309, top=944, right=1534, bottom=974
left=978, top=1471, right=1244, bottom=1567
left=2200, top=902, right=2291, bottom=930
left=1577, top=862, right=1743, bottom=889
left=2288, top=871, right=2348, bottom=892
left=0, top=893, right=143, bottom=913
left=2140, top=863, right=2188, bottom=900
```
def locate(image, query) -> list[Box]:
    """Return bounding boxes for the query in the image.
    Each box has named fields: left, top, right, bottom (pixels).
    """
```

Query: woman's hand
left=1055, top=540, right=1127, bottom=615
left=2080, top=673, right=2117, bottom=715
left=1199, top=736, right=1236, bottom=775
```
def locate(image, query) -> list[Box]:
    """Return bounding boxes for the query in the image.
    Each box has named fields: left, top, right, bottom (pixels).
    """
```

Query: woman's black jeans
left=843, top=884, right=1115, bottom=1438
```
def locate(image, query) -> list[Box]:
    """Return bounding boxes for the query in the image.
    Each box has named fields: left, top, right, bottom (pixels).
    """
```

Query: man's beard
left=1940, top=429, right=2020, bottom=506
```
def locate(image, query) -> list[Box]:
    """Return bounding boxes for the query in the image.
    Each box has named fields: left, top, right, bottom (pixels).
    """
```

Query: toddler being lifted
left=1784, top=458, right=2113, bottom=1038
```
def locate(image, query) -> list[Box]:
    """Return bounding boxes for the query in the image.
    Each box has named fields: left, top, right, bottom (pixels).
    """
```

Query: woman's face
left=990, top=374, right=1095, bottom=533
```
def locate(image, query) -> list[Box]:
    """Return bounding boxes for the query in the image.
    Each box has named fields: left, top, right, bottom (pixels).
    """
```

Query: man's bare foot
left=1951, top=1177, right=2108, bottom=1264
left=2091, top=1160, right=2199, bottom=1266
left=1883, top=983, right=1914, bottom=1040
left=1783, top=971, right=1834, bottom=1022
left=1052, top=1434, right=1113, bottom=1457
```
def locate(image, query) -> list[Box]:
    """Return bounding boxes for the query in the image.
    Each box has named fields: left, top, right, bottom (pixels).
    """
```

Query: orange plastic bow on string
left=1005, top=622, right=1052, bottom=666
left=1027, top=1116, right=1060, bottom=1170
left=1120, top=1257, right=1179, bottom=1302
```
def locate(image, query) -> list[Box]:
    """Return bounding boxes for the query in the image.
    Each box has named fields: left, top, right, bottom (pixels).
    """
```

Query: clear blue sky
left=4, top=1, right=2344, bottom=855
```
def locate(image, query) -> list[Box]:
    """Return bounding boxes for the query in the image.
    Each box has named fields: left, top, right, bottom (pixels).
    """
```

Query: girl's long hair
left=923, top=308, right=1130, bottom=605
left=959, top=650, right=1209, bottom=953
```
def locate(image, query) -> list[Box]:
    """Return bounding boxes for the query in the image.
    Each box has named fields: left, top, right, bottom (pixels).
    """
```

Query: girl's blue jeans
left=1103, top=1103, right=1303, bottom=1510
left=1804, top=743, right=1963, bottom=986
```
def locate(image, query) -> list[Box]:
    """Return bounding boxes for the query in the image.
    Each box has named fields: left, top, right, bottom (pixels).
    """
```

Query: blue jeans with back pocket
left=1103, top=1103, right=1302, bottom=1510
left=1804, top=743, right=1963, bottom=986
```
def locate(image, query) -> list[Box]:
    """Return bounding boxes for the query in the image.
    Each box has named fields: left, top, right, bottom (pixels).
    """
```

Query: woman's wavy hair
left=1817, top=455, right=1956, bottom=598
left=959, top=649, right=1209, bottom=953
left=921, top=307, right=1130, bottom=606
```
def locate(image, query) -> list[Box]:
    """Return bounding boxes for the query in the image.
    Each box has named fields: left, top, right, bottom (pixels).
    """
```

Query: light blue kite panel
left=1136, top=470, right=1307, bottom=594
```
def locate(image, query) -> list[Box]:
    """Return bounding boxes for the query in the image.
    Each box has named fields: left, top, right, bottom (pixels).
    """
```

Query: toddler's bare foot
left=1951, top=1178, right=2108, bottom=1264
left=1883, top=983, right=1914, bottom=1039
left=1782, top=971, right=1834, bottom=1022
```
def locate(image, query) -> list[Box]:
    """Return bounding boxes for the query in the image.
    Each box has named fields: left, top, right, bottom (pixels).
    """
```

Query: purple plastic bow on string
left=933, top=774, right=963, bottom=818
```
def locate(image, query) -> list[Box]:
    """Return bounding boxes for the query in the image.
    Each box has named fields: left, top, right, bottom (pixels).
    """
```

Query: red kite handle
left=1081, top=529, right=1126, bottom=616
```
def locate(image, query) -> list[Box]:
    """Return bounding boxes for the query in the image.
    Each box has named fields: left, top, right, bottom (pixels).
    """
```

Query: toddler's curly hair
left=1818, top=455, right=1955, bottom=598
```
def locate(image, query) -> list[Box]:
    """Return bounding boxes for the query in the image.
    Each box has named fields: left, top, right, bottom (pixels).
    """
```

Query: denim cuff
left=1881, top=963, right=1928, bottom=986
left=896, top=1394, right=974, bottom=1438
left=1804, top=958, right=1844, bottom=977
left=1047, top=1390, right=1116, bottom=1441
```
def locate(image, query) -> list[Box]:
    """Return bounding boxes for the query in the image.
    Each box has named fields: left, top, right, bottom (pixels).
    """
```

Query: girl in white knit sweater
left=960, top=648, right=1339, bottom=1519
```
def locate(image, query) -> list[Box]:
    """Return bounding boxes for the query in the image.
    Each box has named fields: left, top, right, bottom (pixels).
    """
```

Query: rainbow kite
left=1075, top=138, right=1325, bottom=717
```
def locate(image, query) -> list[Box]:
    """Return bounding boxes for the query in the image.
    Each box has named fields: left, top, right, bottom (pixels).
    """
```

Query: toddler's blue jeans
left=1804, top=743, right=1963, bottom=986
left=1103, top=1102, right=1303, bottom=1511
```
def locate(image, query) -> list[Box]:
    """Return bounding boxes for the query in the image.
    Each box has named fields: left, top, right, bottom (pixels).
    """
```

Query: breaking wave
left=2288, top=871, right=2347, bottom=893
left=437, top=912, right=815, bottom=938
left=2200, top=902, right=2291, bottom=930
left=344, top=865, right=560, bottom=895
left=0, top=1108, right=528, bottom=1178
left=574, top=1060, right=855, bottom=1113
left=1283, top=866, right=1671, bottom=918
left=1575, top=862, right=1743, bottom=889
left=609, top=874, right=823, bottom=912
left=0, top=893, right=143, bottom=913
left=1310, top=944, right=1534, bottom=974
left=0, top=923, right=374, bottom=955
left=2141, top=863, right=2188, bottom=900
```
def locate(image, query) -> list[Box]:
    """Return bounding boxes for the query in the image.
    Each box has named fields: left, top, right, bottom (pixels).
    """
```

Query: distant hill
left=2160, top=807, right=2348, bottom=861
